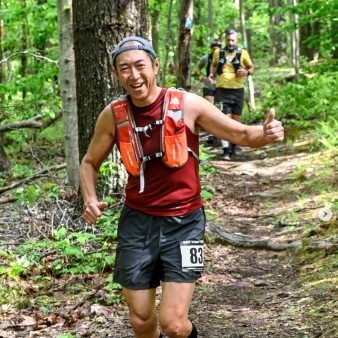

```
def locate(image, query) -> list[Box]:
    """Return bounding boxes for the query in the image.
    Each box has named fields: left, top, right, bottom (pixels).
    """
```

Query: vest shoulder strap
left=220, top=47, right=242, bottom=61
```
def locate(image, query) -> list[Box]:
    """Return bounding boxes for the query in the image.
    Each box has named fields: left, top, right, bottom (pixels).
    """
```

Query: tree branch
left=0, top=164, right=67, bottom=195
left=0, top=115, right=43, bottom=132
left=0, top=51, right=58, bottom=66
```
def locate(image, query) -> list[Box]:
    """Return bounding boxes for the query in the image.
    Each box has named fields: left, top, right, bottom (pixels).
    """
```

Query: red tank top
left=114, top=88, right=203, bottom=216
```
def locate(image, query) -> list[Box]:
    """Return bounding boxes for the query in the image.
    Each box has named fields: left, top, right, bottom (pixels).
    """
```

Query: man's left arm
left=186, top=93, right=284, bottom=148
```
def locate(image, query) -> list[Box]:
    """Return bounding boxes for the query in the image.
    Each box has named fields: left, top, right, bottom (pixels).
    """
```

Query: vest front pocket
left=163, top=116, right=188, bottom=167
left=119, top=142, right=141, bottom=176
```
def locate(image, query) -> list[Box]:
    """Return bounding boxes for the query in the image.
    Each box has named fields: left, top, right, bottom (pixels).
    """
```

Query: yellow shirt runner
left=212, top=48, right=253, bottom=89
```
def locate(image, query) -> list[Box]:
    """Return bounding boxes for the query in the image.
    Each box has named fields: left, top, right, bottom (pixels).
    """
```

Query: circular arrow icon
left=318, top=207, right=333, bottom=222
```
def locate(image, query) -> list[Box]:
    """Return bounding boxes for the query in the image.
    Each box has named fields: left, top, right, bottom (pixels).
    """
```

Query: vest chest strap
left=134, top=120, right=164, bottom=137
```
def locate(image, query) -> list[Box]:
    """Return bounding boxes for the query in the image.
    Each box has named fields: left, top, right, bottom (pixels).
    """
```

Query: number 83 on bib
left=180, top=240, right=204, bottom=272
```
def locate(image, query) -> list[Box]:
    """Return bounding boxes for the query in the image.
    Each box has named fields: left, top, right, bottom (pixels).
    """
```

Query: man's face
left=211, top=46, right=219, bottom=54
left=226, top=34, right=238, bottom=49
left=112, top=41, right=159, bottom=106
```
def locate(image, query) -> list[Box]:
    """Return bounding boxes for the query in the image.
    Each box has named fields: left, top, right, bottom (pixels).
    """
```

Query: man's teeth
left=131, top=84, right=143, bottom=88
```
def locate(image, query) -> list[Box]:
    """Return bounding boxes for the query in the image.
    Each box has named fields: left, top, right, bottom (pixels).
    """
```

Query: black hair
left=211, top=39, right=222, bottom=48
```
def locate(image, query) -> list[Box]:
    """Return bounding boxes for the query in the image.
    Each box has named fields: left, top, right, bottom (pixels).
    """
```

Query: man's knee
left=159, top=319, right=187, bottom=338
left=130, top=312, right=157, bottom=333
left=159, top=319, right=197, bottom=338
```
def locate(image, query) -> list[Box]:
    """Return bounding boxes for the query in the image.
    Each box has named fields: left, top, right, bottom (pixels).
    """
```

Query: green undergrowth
left=0, top=206, right=123, bottom=309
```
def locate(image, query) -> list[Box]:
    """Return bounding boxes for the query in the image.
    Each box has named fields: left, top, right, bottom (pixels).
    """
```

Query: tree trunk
left=0, top=1, right=4, bottom=101
left=150, top=0, right=164, bottom=55
left=192, top=0, right=204, bottom=49
left=0, top=133, right=11, bottom=174
left=72, top=0, right=150, bottom=209
left=239, top=0, right=247, bottom=49
left=34, top=0, right=48, bottom=54
left=332, top=21, right=338, bottom=59
left=289, top=0, right=300, bottom=79
left=312, top=20, right=320, bottom=60
left=239, top=0, right=255, bottom=111
left=20, top=0, right=28, bottom=99
left=57, top=0, right=79, bottom=190
left=161, top=0, right=174, bottom=88
left=269, top=0, right=287, bottom=66
left=246, top=8, right=253, bottom=57
left=208, top=0, right=214, bottom=42
left=298, top=0, right=313, bottom=61
left=0, top=4, right=8, bottom=172
left=176, top=0, right=193, bottom=91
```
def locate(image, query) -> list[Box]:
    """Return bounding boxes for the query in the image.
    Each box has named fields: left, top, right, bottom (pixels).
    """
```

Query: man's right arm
left=80, top=104, right=116, bottom=224
left=196, top=55, right=207, bottom=82
left=208, top=50, right=219, bottom=84
left=208, top=63, right=217, bottom=83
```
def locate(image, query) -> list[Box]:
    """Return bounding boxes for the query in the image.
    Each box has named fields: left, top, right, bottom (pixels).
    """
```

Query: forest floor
left=1, top=129, right=338, bottom=338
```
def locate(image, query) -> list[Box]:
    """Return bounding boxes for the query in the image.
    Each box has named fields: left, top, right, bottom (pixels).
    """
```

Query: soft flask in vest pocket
left=216, top=58, right=225, bottom=75
left=112, top=100, right=143, bottom=176
left=162, top=90, right=188, bottom=168
left=233, top=57, right=241, bottom=73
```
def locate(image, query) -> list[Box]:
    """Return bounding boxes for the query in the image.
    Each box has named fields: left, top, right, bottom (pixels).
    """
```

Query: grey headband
left=111, top=36, right=156, bottom=65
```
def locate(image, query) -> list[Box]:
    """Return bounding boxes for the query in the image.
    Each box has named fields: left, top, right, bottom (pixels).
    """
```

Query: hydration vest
left=216, top=47, right=243, bottom=75
left=111, top=88, right=199, bottom=193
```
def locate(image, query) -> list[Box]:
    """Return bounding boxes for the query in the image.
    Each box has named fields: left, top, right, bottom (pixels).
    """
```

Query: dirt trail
left=1, top=138, right=337, bottom=338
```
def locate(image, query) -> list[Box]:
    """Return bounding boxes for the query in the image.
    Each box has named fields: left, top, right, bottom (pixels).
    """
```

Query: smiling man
left=79, top=36, right=284, bottom=338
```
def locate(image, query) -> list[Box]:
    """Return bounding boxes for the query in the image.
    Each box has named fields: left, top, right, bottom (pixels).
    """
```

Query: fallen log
left=206, top=224, right=302, bottom=252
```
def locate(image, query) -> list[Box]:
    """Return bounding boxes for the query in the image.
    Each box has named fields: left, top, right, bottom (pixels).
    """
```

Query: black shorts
left=113, top=206, right=206, bottom=290
left=203, top=87, right=215, bottom=97
left=215, top=87, right=244, bottom=116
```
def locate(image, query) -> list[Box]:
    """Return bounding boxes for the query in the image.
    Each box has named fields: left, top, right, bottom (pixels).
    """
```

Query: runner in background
left=209, top=29, right=254, bottom=161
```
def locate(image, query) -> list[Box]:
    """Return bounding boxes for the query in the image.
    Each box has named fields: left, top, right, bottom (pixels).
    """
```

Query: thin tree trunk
left=0, top=1, right=4, bottom=101
left=332, top=21, right=338, bottom=59
left=161, top=0, right=174, bottom=88
left=20, top=0, right=28, bottom=99
left=239, top=0, right=247, bottom=49
left=177, top=0, right=193, bottom=91
left=150, top=0, right=163, bottom=55
left=208, top=0, right=214, bottom=42
left=269, top=0, right=287, bottom=66
left=0, top=1, right=9, bottom=172
left=0, top=133, right=11, bottom=173
left=239, top=0, right=255, bottom=111
left=57, top=0, right=79, bottom=190
left=289, top=0, right=299, bottom=79
left=299, top=0, right=313, bottom=61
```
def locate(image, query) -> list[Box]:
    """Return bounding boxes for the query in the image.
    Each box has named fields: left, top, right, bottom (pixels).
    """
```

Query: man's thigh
left=159, top=281, right=195, bottom=321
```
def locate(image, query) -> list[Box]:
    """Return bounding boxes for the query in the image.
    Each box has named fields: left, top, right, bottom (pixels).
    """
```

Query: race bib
left=180, top=239, right=204, bottom=272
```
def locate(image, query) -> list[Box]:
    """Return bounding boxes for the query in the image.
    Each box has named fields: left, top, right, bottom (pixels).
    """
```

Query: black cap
left=211, top=40, right=222, bottom=48
left=111, top=36, right=156, bottom=64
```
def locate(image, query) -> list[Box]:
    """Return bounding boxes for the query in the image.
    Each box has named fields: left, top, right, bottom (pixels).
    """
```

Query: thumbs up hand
left=263, top=108, right=284, bottom=143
